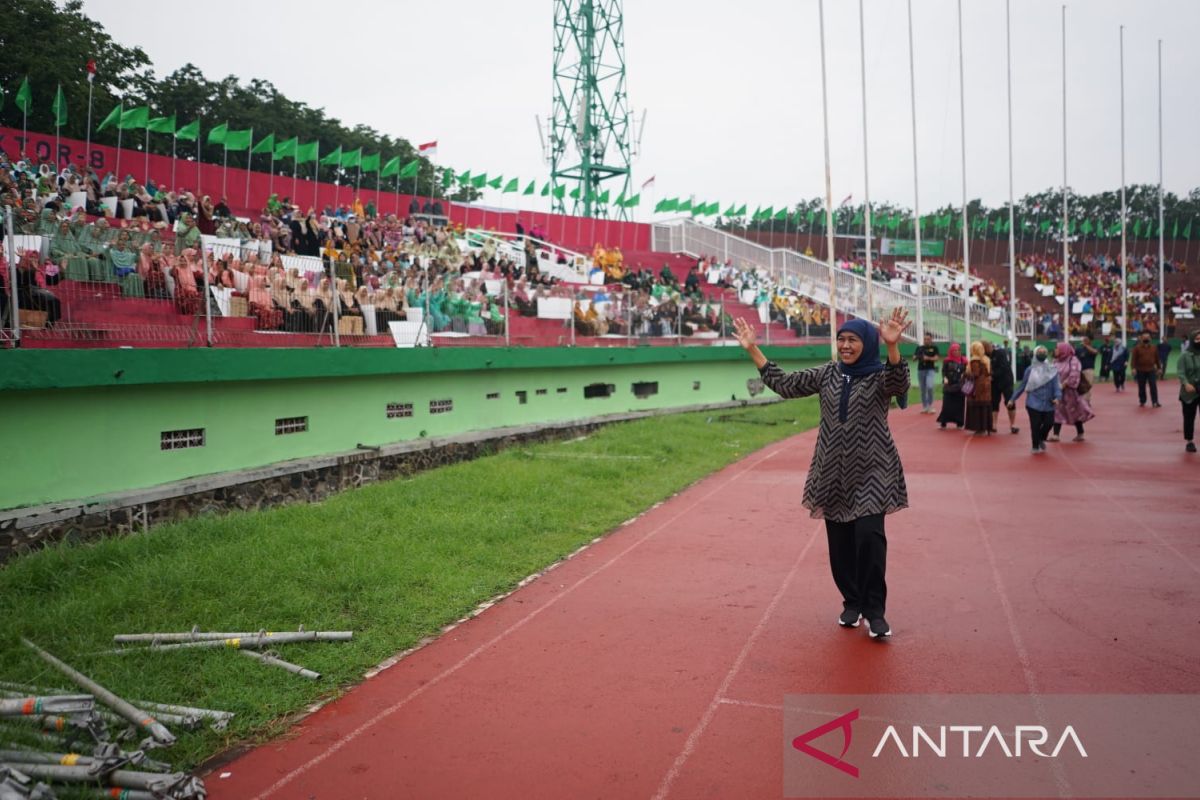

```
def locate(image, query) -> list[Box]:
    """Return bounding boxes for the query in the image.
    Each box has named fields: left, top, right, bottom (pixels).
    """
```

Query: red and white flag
left=641, top=175, right=656, bottom=190
left=418, top=141, right=438, bottom=156
left=86, top=59, right=96, bottom=83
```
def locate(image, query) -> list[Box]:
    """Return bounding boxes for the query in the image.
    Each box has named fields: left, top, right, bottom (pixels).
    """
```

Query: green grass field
left=0, top=397, right=838, bottom=771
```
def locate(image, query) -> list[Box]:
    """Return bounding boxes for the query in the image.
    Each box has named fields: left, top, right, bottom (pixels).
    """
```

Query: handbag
left=961, top=377, right=975, bottom=397
left=1075, top=371, right=1092, bottom=395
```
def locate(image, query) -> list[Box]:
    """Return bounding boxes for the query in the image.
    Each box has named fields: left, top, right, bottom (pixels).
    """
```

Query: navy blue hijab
left=835, top=318, right=906, bottom=421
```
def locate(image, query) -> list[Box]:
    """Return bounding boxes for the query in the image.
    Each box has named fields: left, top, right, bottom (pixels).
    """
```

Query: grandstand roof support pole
left=312, top=142, right=320, bottom=212
left=1119, top=26, right=1128, bottom=348
left=858, top=0, right=873, bottom=325
left=1003, top=0, right=1016, bottom=372
left=244, top=127, right=254, bottom=210
left=1157, top=39, right=1165, bottom=341
left=960, top=0, right=973, bottom=351
left=5, top=208, right=18, bottom=348
left=503, top=280, right=510, bottom=346
left=144, top=127, right=150, bottom=188
left=1060, top=4, right=1070, bottom=343
left=906, top=0, right=924, bottom=342
left=817, top=0, right=838, bottom=358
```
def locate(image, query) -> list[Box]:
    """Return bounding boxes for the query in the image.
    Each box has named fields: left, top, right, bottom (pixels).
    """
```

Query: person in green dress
left=50, top=221, right=98, bottom=282
left=108, top=233, right=143, bottom=296
left=174, top=214, right=201, bottom=255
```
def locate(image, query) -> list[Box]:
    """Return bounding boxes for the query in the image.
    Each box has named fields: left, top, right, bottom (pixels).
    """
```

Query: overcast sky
left=82, top=0, right=1199, bottom=216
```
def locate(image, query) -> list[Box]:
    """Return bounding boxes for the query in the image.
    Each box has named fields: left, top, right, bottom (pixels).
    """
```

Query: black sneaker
left=867, top=617, right=892, bottom=638
left=1187, top=442, right=1197, bottom=453
left=838, top=609, right=862, bottom=628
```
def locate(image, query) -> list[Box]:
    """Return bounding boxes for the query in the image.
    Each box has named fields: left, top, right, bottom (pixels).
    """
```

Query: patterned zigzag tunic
left=759, top=360, right=910, bottom=523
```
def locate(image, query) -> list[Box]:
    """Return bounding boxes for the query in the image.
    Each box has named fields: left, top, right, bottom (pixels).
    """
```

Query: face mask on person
left=1035, top=353, right=1047, bottom=362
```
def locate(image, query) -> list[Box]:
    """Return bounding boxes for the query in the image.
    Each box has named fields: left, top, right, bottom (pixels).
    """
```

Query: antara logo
left=792, top=710, right=1088, bottom=778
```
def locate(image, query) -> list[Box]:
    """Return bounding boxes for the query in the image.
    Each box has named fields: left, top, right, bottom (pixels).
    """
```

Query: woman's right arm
left=734, top=317, right=823, bottom=398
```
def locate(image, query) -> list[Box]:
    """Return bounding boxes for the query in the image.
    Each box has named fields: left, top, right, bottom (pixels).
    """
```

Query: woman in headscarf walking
left=1110, top=338, right=1129, bottom=393
left=937, top=342, right=968, bottom=430
left=1006, top=346, right=1062, bottom=454
left=1177, top=330, right=1200, bottom=453
left=1049, top=341, right=1094, bottom=442
left=964, top=342, right=994, bottom=436
left=734, top=309, right=911, bottom=639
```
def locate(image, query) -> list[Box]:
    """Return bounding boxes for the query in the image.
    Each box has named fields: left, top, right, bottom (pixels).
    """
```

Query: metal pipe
left=1157, top=38, right=1165, bottom=340
left=858, top=0, right=874, bottom=324
left=1004, top=0, right=1017, bottom=371
left=20, top=639, right=175, bottom=746
left=238, top=650, right=321, bottom=680
left=817, top=0, right=838, bottom=357
left=907, top=0, right=924, bottom=341
left=0, top=683, right=231, bottom=722
left=5, top=208, right=18, bottom=347
left=0, top=764, right=203, bottom=798
left=105, top=631, right=349, bottom=654
left=0, top=697, right=94, bottom=717
left=1061, top=4, right=1069, bottom=342
left=112, top=631, right=351, bottom=644
left=1120, top=25, right=1128, bottom=348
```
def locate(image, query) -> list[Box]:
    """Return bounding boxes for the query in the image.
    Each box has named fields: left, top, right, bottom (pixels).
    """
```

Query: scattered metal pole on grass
left=237, top=650, right=321, bottom=681
left=112, top=630, right=351, bottom=644
left=20, top=639, right=175, bottom=747
left=104, top=631, right=351, bottom=654
left=0, top=764, right=203, bottom=799
left=0, top=697, right=94, bottom=717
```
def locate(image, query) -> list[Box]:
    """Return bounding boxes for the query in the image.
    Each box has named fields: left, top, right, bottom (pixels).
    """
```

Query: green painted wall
left=0, top=347, right=819, bottom=511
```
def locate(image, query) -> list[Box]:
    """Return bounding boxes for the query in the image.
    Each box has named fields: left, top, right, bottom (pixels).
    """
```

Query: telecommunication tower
left=543, top=0, right=639, bottom=220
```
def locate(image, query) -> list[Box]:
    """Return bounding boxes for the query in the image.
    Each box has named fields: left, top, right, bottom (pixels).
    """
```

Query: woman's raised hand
left=880, top=307, right=912, bottom=346
left=733, top=317, right=758, bottom=350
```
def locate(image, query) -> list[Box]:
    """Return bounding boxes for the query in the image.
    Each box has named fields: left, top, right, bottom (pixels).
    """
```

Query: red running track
left=207, top=388, right=1200, bottom=800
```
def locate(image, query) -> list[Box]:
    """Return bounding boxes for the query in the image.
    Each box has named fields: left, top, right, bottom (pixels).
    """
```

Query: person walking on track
left=1132, top=333, right=1162, bottom=408
left=1178, top=330, right=1200, bottom=454
left=734, top=309, right=911, bottom=640
left=1049, top=341, right=1095, bottom=442
left=1007, top=346, right=1061, bottom=454
left=913, top=333, right=939, bottom=414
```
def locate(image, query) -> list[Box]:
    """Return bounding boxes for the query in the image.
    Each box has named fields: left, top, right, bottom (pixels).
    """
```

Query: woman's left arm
left=879, top=307, right=912, bottom=397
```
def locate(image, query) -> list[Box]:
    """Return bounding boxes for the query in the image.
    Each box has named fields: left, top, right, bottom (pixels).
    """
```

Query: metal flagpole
left=312, top=142, right=320, bottom=211
left=244, top=128, right=253, bottom=209
left=269, top=149, right=275, bottom=199
left=858, top=0, right=873, bottom=324
left=143, top=127, right=150, bottom=186
left=1120, top=26, right=1128, bottom=348
left=115, top=104, right=123, bottom=186
left=196, top=126, right=202, bottom=197
left=5, top=208, right=19, bottom=348
left=1157, top=39, right=1165, bottom=340
left=222, top=142, right=229, bottom=199
left=818, top=0, right=837, bottom=357
left=84, top=79, right=94, bottom=177
left=961, top=0, right=974, bottom=351
left=1061, top=4, right=1070, bottom=343
left=907, top=0, right=924, bottom=342
left=171, top=130, right=177, bottom=191
left=1004, top=0, right=1016, bottom=368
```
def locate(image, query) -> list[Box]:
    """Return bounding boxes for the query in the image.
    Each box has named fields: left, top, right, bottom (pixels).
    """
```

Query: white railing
left=653, top=219, right=1023, bottom=343
left=465, top=229, right=592, bottom=283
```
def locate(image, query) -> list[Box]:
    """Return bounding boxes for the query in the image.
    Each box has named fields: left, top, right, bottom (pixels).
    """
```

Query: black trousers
left=1136, top=371, right=1159, bottom=405
left=825, top=514, right=887, bottom=620
left=1027, top=407, right=1055, bottom=448
left=1184, top=398, right=1199, bottom=442
left=1052, top=421, right=1085, bottom=436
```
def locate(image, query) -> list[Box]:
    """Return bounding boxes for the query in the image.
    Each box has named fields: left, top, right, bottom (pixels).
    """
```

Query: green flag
left=273, top=136, right=297, bottom=159
left=398, top=159, right=421, bottom=179
left=380, top=156, right=401, bottom=178
left=340, top=147, right=361, bottom=168
left=706, top=201, right=720, bottom=216
left=471, top=173, right=487, bottom=188
left=97, top=103, right=122, bottom=132
left=597, top=189, right=610, bottom=204
left=623, top=194, right=641, bottom=208
left=14, top=77, right=31, bottom=115
left=147, top=114, right=176, bottom=135
left=774, top=207, right=788, bottom=221
left=207, top=122, right=228, bottom=145
left=319, top=145, right=343, bottom=166
left=723, top=203, right=738, bottom=217
left=176, top=119, right=200, bottom=141
left=1172, top=218, right=1179, bottom=238
left=503, top=177, right=519, bottom=193
left=522, top=180, right=536, bottom=196
left=734, top=204, right=747, bottom=217
left=692, top=200, right=707, bottom=216
left=223, top=128, right=253, bottom=151
left=295, top=141, right=319, bottom=164
left=569, top=186, right=581, bottom=200
left=552, top=185, right=566, bottom=199
left=1133, top=219, right=1142, bottom=238
left=457, top=169, right=471, bottom=184
left=1184, top=219, right=1193, bottom=240
left=119, top=106, right=149, bottom=130
left=250, top=132, right=276, bottom=154
left=442, top=169, right=454, bottom=188
left=360, top=152, right=381, bottom=173
left=52, top=85, right=67, bottom=127
left=540, top=182, right=550, bottom=197
left=759, top=205, right=773, bottom=220
left=677, top=198, right=692, bottom=213
left=487, top=175, right=503, bottom=189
